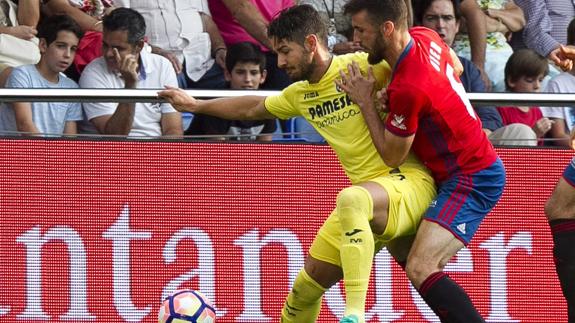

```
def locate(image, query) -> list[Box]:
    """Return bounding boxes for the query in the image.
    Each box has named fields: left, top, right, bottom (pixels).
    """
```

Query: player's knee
left=544, top=196, right=563, bottom=220
left=405, top=254, right=440, bottom=288
left=336, top=186, right=372, bottom=221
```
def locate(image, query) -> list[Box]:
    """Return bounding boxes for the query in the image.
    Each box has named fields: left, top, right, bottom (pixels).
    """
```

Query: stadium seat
left=292, top=117, right=324, bottom=142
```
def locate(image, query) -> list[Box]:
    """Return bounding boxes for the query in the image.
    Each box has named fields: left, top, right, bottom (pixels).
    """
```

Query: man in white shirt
left=79, top=7, right=182, bottom=138
left=114, top=0, right=227, bottom=89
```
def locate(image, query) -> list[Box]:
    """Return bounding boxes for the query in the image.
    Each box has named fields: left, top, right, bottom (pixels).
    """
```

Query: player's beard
left=367, top=33, right=387, bottom=65
left=289, top=50, right=316, bottom=82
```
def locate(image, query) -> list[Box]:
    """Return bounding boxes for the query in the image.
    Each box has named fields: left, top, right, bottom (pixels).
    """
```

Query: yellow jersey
left=265, top=52, right=430, bottom=184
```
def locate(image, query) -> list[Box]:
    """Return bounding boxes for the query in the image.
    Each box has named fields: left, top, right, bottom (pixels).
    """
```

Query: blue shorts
left=563, top=157, right=575, bottom=187
left=424, top=158, right=506, bottom=245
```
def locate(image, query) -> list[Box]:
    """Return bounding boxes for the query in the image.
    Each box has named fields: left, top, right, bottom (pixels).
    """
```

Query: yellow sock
left=281, top=269, right=327, bottom=322
left=336, top=186, right=374, bottom=322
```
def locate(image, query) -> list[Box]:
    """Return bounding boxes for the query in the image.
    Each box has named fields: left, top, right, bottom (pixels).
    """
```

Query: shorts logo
left=457, top=223, right=467, bottom=234
left=429, top=200, right=437, bottom=208
left=345, top=228, right=363, bottom=236
left=391, top=114, right=407, bottom=130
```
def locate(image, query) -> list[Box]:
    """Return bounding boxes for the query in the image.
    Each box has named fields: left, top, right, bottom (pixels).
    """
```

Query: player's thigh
left=369, top=170, right=436, bottom=243
left=386, top=234, right=416, bottom=264
left=356, top=181, right=390, bottom=234
left=546, top=158, right=575, bottom=219
left=546, top=177, right=575, bottom=220
left=407, top=219, right=465, bottom=270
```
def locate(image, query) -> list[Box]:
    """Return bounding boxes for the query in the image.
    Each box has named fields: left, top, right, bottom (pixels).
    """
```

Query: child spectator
left=208, top=0, right=293, bottom=90
left=0, top=14, right=83, bottom=136
left=496, top=48, right=554, bottom=145
left=42, top=0, right=115, bottom=78
left=186, top=42, right=276, bottom=141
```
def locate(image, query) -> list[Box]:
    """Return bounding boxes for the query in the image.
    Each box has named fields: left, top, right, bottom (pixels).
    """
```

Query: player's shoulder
left=336, top=51, right=368, bottom=63
left=266, top=79, right=307, bottom=107
left=333, top=52, right=385, bottom=68
left=335, top=52, right=392, bottom=82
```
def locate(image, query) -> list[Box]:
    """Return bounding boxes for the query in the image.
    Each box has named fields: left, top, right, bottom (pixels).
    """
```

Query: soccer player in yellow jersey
left=159, top=5, right=435, bottom=323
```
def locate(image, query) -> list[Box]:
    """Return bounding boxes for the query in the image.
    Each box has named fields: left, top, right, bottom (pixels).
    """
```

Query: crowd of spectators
left=0, top=0, right=573, bottom=147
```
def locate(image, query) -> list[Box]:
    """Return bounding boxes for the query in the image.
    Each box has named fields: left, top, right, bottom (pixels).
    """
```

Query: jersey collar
left=392, top=37, right=413, bottom=79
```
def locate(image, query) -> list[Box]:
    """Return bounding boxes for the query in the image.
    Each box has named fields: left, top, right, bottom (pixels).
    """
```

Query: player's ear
left=304, top=34, right=318, bottom=53
left=381, top=21, right=394, bottom=37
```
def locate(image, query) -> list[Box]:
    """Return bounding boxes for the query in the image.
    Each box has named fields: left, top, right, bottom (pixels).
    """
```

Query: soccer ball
left=158, top=290, right=217, bottom=323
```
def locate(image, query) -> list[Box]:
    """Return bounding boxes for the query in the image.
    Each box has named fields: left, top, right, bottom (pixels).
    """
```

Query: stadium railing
left=0, top=89, right=573, bottom=143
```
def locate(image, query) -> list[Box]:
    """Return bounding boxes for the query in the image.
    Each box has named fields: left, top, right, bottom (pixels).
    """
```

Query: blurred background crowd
left=0, top=0, right=573, bottom=147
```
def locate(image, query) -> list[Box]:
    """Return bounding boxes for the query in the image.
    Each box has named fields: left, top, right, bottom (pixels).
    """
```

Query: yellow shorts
left=309, top=168, right=436, bottom=267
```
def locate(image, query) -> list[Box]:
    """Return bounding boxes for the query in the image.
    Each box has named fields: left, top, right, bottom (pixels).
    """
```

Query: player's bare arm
left=158, top=86, right=275, bottom=120
left=337, top=62, right=413, bottom=168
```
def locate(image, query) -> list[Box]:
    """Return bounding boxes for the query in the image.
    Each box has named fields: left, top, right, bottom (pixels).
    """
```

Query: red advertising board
left=0, top=139, right=571, bottom=322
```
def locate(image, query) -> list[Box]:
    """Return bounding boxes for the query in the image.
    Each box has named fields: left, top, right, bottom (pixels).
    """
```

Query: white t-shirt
left=0, top=64, right=82, bottom=135
left=79, top=49, right=179, bottom=137
left=542, top=72, right=575, bottom=132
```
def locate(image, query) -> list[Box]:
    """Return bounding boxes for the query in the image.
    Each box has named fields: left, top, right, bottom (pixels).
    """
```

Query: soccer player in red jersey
left=338, top=1, right=506, bottom=322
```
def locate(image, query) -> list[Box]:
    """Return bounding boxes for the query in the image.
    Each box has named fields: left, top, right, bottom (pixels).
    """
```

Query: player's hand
left=332, top=41, right=363, bottom=55
left=375, top=88, right=389, bottom=115
left=114, top=48, right=139, bottom=88
left=336, top=61, right=376, bottom=108
left=533, top=117, right=555, bottom=138
left=551, top=45, right=575, bottom=72
left=158, top=86, right=199, bottom=113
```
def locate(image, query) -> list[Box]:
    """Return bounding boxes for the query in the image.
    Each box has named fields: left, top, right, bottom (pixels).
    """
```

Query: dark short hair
left=38, top=15, right=83, bottom=46
left=505, top=49, right=549, bottom=89
left=268, top=4, right=328, bottom=47
left=225, top=42, right=266, bottom=73
left=103, top=7, right=146, bottom=44
left=568, top=17, right=575, bottom=45
left=344, top=0, right=409, bottom=30
left=413, top=0, right=462, bottom=26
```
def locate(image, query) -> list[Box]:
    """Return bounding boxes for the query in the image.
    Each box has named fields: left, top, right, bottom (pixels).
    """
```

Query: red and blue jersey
left=385, top=27, right=497, bottom=183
